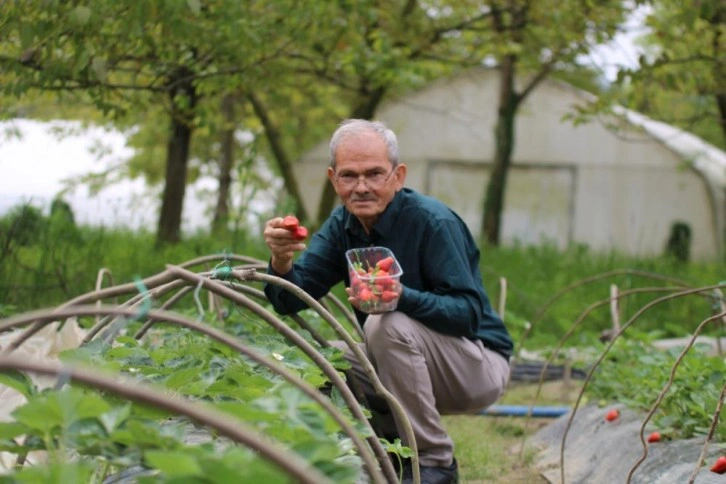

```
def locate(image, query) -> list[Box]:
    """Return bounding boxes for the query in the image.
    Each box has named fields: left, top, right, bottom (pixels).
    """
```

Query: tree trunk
left=316, top=86, right=387, bottom=223
left=248, top=91, right=308, bottom=221
left=711, top=7, right=726, bottom=145
left=156, top=69, right=196, bottom=246
left=212, top=94, right=236, bottom=234
left=482, top=56, right=520, bottom=246
left=716, top=93, right=726, bottom=145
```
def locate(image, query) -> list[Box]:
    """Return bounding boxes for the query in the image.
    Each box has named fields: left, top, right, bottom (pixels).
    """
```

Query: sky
left=0, top=7, right=651, bottom=231
left=0, top=119, right=271, bottom=232
left=585, top=4, right=652, bottom=82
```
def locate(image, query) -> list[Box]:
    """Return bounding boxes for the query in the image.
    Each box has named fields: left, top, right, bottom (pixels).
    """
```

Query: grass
left=445, top=380, right=584, bottom=483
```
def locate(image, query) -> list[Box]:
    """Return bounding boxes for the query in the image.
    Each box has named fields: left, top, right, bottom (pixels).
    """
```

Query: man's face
left=327, top=130, right=406, bottom=232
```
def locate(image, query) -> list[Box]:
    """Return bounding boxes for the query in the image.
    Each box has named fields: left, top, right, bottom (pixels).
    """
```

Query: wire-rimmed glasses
left=334, top=167, right=396, bottom=190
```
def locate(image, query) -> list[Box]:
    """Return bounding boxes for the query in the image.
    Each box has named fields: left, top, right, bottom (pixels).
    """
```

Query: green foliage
left=0, top=462, right=95, bottom=484
left=0, top=202, right=266, bottom=310
left=0, top=203, right=46, bottom=247
left=0, top=221, right=723, bottom=479
left=1, top=209, right=721, bottom=345
left=0, top=306, right=365, bottom=482
left=587, top=339, right=726, bottom=441
left=0, top=0, right=345, bottom=243
left=480, top=242, right=723, bottom=349
left=604, top=0, right=725, bottom=149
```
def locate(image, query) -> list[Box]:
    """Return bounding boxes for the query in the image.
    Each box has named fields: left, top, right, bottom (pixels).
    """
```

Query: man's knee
left=364, top=312, right=418, bottom=352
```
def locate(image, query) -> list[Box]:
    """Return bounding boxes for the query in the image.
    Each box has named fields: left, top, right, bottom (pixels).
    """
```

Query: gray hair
left=328, top=119, right=399, bottom=168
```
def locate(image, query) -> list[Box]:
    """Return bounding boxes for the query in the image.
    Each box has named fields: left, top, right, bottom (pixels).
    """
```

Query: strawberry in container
left=345, top=247, right=403, bottom=314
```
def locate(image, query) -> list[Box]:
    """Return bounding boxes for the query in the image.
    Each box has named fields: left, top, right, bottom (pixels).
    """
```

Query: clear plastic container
left=345, top=247, right=403, bottom=314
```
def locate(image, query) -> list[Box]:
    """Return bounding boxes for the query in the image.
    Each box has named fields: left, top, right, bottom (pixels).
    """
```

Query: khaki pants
left=331, top=311, right=510, bottom=467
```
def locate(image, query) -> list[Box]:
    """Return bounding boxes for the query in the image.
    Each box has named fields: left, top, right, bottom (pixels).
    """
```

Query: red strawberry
left=376, top=275, right=393, bottom=288
left=711, top=456, right=726, bottom=474
left=281, top=215, right=299, bottom=231
left=376, top=256, right=394, bottom=272
left=358, top=287, right=375, bottom=302
left=605, top=409, right=619, bottom=422
left=381, top=290, right=399, bottom=302
left=292, top=226, right=308, bottom=241
left=647, top=431, right=661, bottom=443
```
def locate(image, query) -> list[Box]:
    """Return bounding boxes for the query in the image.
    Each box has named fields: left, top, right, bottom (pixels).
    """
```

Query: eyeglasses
left=334, top=167, right=396, bottom=190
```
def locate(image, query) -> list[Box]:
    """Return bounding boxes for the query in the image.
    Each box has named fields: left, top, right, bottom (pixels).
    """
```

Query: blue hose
left=478, top=405, right=570, bottom=418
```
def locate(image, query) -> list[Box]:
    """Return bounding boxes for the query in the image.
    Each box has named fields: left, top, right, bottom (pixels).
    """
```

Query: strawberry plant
left=0, top=257, right=414, bottom=484
left=587, top=339, right=726, bottom=442
left=0, top=314, right=366, bottom=482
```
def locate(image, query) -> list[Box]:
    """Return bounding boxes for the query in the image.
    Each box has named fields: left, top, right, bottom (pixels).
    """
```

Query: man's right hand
left=263, top=217, right=307, bottom=275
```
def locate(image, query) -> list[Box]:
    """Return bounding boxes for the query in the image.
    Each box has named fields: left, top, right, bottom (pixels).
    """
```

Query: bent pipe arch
left=167, top=266, right=402, bottom=484
left=518, top=286, right=687, bottom=459
left=0, top=305, right=386, bottom=484
left=0, top=355, right=332, bottom=484
left=219, top=266, right=420, bottom=482
left=517, top=269, right=695, bottom=363
left=559, top=283, right=726, bottom=484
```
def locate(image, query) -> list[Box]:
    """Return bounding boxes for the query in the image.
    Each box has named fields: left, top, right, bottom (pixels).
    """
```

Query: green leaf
left=116, top=335, right=139, bottom=347
left=12, top=395, right=63, bottom=434
left=199, top=448, right=288, bottom=484
left=292, top=438, right=341, bottom=463
left=0, top=370, right=36, bottom=398
left=186, top=0, right=202, bottom=14
left=91, top=57, right=106, bottom=81
left=98, top=404, right=132, bottom=434
left=145, top=450, right=202, bottom=476
left=70, top=6, right=92, bottom=26
left=0, top=421, right=29, bottom=440
left=165, top=367, right=203, bottom=390
left=111, top=420, right=181, bottom=449
left=12, top=389, right=111, bottom=434
left=57, top=388, right=112, bottom=422
left=7, top=462, right=95, bottom=483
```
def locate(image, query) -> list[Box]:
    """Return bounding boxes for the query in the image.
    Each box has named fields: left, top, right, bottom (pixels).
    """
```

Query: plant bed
left=528, top=403, right=725, bottom=483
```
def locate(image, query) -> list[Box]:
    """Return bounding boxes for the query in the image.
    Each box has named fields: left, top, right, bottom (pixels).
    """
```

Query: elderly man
left=263, top=119, right=512, bottom=484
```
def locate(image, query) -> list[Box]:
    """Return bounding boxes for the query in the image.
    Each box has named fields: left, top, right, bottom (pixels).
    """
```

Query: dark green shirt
left=264, top=188, right=513, bottom=359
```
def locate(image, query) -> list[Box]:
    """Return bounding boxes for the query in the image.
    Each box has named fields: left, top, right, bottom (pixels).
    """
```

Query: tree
left=0, top=1, right=320, bottom=244
left=619, top=0, right=725, bottom=149
left=476, top=0, right=628, bottom=245
left=259, top=0, right=628, bottom=235
left=268, top=0, right=497, bottom=223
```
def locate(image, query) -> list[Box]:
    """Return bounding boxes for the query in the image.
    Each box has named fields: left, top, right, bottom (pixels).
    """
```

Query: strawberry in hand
left=292, top=226, right=308, bottom=241
left=280, top=215, right=308, bottom=241
left=281, top=215, right=300, bottom=231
